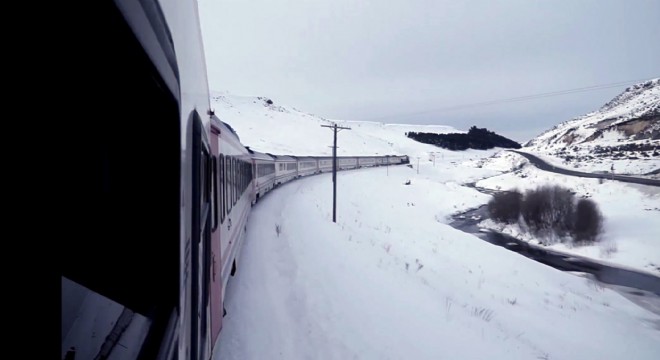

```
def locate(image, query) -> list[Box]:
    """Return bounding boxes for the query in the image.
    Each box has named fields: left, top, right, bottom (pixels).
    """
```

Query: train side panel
left=273, top=155, right=298, bottom=185
left=297, top=157, right=318, bottom=177
left=209, top=118, right=253, bottom=347
left=318, top=157, right=334, bottom=173
left=250, top=150, right=276, bottom=203
left=338, top=157, right=358, bottom=170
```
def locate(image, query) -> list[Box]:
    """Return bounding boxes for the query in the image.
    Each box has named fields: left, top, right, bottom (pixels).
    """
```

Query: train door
left=191, top=113, right=212, bottom=360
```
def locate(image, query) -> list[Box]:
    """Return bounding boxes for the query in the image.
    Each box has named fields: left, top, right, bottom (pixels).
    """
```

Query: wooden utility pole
left=321, top=123, right=351, bottom=223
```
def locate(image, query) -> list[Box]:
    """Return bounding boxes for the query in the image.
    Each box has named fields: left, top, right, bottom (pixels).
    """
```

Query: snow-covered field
left=212, top=94, right=660, bottom=359
left=524, top=148, right=660, bottom=176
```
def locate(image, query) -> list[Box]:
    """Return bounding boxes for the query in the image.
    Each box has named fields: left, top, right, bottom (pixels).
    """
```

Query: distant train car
left=358, top=156, right=377, bottom=168
left=392, top=155, right=410, bottom=164
left=272, top=155, right=298, bottom=186
left=250, top=150, right=276, bottom=203
left=297, top=157, right=319, bottom=177
left=338, top=157, right=358, bottom=170
left=318, top=157, right=334, bottom=173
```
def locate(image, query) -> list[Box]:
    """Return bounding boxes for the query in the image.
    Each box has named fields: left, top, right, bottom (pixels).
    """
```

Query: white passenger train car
left=250, top=150, right=275, bottom=203
left=273, top=155, right=298, bottom=186
left=297, top=157, right=318, bottom=177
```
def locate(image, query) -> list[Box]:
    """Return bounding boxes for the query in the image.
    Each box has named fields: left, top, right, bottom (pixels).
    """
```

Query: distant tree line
left=406, top=126, right=521, bottom=150
left=488, top=185, right=603, bottom=245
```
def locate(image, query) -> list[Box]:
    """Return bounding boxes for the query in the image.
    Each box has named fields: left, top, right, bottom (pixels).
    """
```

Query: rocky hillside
left=523, top=78, right=659, bottom=175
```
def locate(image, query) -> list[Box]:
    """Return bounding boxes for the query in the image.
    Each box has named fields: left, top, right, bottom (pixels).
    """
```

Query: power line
left=366, top=77, right=656, bottom=121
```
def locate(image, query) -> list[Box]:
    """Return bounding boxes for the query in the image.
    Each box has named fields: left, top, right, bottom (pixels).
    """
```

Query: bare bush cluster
left=488, top=191, right=522, bottom=224
left=488, top=185, right=603, bottom=245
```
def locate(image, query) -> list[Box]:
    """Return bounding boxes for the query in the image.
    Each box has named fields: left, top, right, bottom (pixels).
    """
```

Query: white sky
left=198, top=0, right=660, bottom=142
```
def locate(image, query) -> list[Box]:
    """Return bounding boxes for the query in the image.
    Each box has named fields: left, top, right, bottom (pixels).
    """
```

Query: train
left=60, top=1, right=408, bottom=359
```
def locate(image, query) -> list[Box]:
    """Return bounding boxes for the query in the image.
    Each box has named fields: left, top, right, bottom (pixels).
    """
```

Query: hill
left=210, top=92, right=462, bottom=158
left=523, top=78, right=659, bottom=175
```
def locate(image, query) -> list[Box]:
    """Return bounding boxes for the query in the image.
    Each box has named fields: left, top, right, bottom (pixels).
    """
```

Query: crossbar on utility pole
left=322, top=123, right=351, bottom=223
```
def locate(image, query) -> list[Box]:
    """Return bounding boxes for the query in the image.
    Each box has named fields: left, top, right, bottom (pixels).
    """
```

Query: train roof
left=210, top=115, right=241, bottom=142
left=268, top=154, right=297, bottom=161
left=248, top=149, right=275, bottom=161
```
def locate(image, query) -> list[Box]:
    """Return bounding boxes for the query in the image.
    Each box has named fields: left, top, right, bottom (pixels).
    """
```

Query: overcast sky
left=198, top=0, right=659, bottom=142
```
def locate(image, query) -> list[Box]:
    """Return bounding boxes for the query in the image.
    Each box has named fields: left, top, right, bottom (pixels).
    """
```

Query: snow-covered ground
left=524, top=148, right=660, bottom=176
left=212, top=94, right=660, bottom=359
left=478, top=151, right=660, bottom=275
left=216, top=163, right=660, bottom=360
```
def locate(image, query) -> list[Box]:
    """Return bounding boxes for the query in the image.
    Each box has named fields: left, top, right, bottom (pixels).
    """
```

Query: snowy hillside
left=211, top=91, right=660, bottom=360
left=211, top=92, right=462, bottom=159
left=523, top=78, right=660, bottom=175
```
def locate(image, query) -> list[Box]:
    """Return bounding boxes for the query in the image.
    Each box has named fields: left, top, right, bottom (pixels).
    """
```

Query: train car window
left=231, top=157, right=235, bottom=207
left=234, top=158, right=239, bottom=205
left=226, top=156, right=232, bottom=213
left=247, top=162, right=250, bottom=188
left=219, top=155, right=225, bottom=222
left=228, top=157, right=232, bottom=206
left=232, top=157, right=236, bottom=205
left=211, top=156, right=218, bottom=231
left=244, top=162, right=247, bottom=192
left=200, top=148, right=208, bottom=214
left=243, top=162, right=247, bottom=193
left=233, top=158, right=237, bottom=204
left=242, top=162, right=247, bottom=193
left=241, top=162, right=244, bottom=196
left=240, top=162, right=244, bottom=197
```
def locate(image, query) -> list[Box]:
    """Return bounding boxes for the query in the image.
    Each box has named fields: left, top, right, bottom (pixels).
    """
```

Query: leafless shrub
left=487, top=185, right=604, bottom=246
left=507, top=298, right=517, bottom=305
left=471, top=306, right=495, bottom=322
left=521, top=185, right=574, bottom=238
left=573, top=198, right=603, bottom=244
left=488, top=190, right=522, bottom=224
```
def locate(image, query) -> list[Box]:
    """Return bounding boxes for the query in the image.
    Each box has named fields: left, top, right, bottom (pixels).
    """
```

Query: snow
left=211, top=93, right=660, bottom=359
left=478, top=151, right=660, bottom=275
left=517, top=150, right=659, bottom=178
left=211, top=93, right=461, bottom=159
